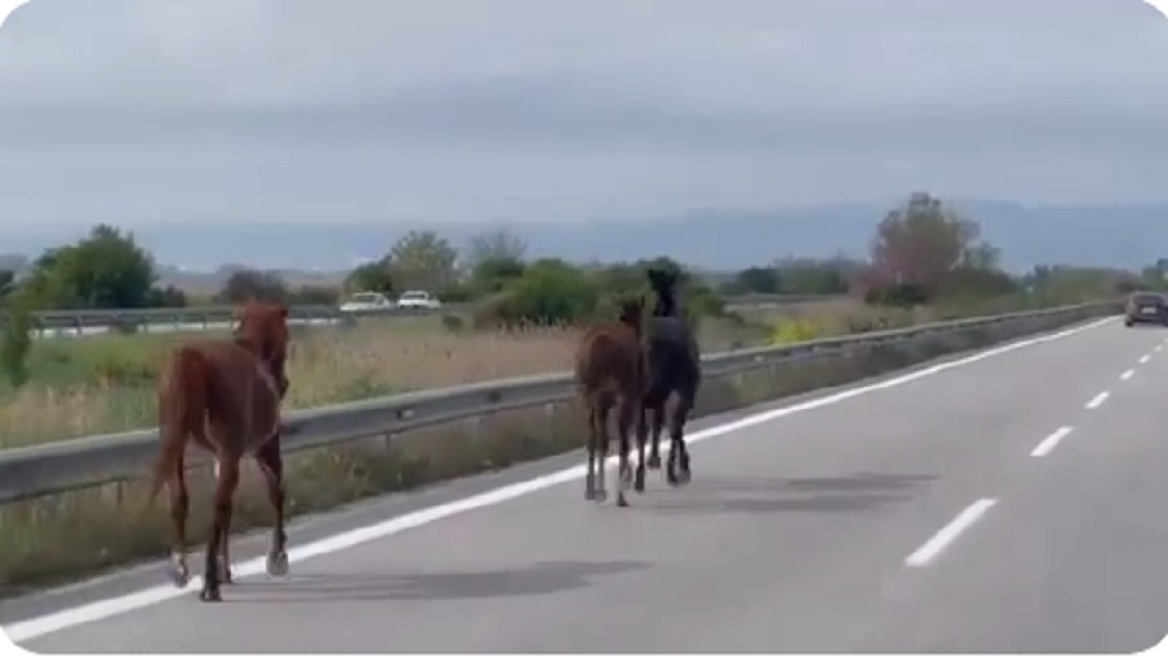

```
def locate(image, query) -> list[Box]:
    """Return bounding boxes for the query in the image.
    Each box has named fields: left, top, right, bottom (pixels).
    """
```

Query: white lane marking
left=1156, top=345, right=1163, bottom=354
left=1140, top=354, right=1151, bottom=364
left=1085, top=391, right=1110, bottom=410
left=1030, top=426, right=1073, bottom=457
left=1120, top=369, right=1135, bottom=381
left=905, top=498, right=999, bottom=567
left=0, top=316, right=1116, bottom=643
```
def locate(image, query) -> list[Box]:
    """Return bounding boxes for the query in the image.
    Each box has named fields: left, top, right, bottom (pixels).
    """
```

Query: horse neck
left=618, top=316, right=641, bottom=337
left=652, top=296, right=677, bottom=317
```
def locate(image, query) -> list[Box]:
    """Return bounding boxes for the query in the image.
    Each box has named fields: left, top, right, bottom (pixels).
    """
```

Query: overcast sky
left=1, top=0, right=1167, bottom=228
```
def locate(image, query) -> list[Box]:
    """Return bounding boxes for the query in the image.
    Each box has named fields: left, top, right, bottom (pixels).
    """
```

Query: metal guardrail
left=1, top=293, right=836, bottom=339
left=0, top=301, right=1118, bottom=506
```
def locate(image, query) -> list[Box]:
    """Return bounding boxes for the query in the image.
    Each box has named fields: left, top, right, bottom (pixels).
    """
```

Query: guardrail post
left=73, top=317, right=83, bottom=337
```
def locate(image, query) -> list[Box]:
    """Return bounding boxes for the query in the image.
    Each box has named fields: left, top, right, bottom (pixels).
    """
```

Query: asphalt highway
left=5, top=316, right=1168, bottom=653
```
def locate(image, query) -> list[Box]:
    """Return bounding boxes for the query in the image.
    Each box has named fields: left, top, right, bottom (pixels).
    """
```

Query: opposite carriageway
left=6, top=306, right=1168, bottom=652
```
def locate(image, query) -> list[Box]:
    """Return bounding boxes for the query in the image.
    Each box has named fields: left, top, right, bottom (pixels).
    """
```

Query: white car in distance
left=338, top=291, right=395, bottom=313
left=395, top=290, right=442, bottom=310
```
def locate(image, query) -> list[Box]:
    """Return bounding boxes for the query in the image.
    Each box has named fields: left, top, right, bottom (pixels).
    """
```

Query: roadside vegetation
left=0, top=191, right=1143, bottom=449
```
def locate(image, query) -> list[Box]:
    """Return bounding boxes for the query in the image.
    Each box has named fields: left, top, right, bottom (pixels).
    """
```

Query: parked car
left=395, top=290, right=442, bottom=310
left=1124, top=291, right=1168, bottom=327
left=338, top=291, right=394, bottom=313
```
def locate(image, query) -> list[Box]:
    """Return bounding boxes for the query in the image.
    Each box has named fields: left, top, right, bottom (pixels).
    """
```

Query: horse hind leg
left=584, top=398, right=599, bottom=501
left=166, top=461, right=191, bottom=588
left=643, top=384, right=667, bottom=471
left=666, top=383, right=696, bottom=487
left=594, top=396, right=614, bottom=504
left=213, top=461, right=234, bottom=585
left=256, top=438, right=290, bottom=577
left=634, top=395, right=650, bottom=493
left=615, top=393, right=636, bottom=507
left=201, top=454, right=240, bottom=603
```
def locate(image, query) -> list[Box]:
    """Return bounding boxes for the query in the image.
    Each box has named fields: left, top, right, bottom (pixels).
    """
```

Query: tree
left=345, top=260, right=395, bottom=295
left=773, top=257, right=851, bottom=295
left=145, top=284, right=188, bottom=308
left=290, top=284, right=340, bottom=305
left=1, top=289, right=33, bottom=387
left=470, top=257, right=526, bottom=294
left=0, top=269, right=15, bottom=308
left=23, top=224, right=158, bottom=310
left=387, top=231, right=459, bottom=291
left=465, top=228, right=527, bottom=270
left=868, top=193, right=989, bottom=293
left=218, top=269, right=288, bottom=303
left=733, top=266, right=780, bottom=294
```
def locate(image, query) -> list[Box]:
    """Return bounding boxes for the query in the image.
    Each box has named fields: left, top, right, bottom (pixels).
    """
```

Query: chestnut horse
left=145, top=300, right=292, bottom=602
left=574, top=297, right=646, bottom=507
left=638, top=267, right=701, bottom=488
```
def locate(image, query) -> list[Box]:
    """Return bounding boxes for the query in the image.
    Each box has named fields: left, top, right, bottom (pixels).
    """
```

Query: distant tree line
left=0, top=193, right=1155, bottom=323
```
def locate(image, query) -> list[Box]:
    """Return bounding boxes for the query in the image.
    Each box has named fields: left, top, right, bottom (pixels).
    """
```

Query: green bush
left=504, top=259, right=600, bottom=326
left=1, top=295, right=34, bottom=388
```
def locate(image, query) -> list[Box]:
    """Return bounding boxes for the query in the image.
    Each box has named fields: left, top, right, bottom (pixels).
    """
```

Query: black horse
left=634, top=267, right=702, bottom=490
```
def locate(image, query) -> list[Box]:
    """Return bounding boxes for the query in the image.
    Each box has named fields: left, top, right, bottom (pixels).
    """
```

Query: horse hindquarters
left=645, top=337, right=698, bottom=485
left=150, top=347, right=213, bottom=590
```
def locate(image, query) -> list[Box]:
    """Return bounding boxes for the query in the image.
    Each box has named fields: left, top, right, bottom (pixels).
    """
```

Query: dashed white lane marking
left=1120, top=369, right=1135, bottom=381
left=1031, top=426, right=1073, bottom=457
left=0, top=316, right=1117, bottom=644
left=1085, top=391, right=1110, bottom=410
left=905, top=499, right=999, bottom=567
left=1156, top=345, right=1163, bottom=354
left=1140, top=354, right=1152, bottom=364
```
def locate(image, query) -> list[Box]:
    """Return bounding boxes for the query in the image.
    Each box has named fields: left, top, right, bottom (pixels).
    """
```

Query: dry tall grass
left=0, top=298, right=904, bottom=449
left=0, top=319, right=583, bottom=449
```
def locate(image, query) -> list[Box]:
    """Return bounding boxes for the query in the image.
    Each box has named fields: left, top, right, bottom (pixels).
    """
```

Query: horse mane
left=233, top=301, right=289, bottom=363
left=646, top=267, right=680, bottom=317
left=616, top=296, right=645, bottom=335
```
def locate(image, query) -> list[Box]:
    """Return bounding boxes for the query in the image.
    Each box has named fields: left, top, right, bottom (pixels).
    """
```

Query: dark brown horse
left=574, top=297, right=646, bottom=507
left=145, top=300, right=292, bottom=602
left=638, top=267, right=701, bottom=488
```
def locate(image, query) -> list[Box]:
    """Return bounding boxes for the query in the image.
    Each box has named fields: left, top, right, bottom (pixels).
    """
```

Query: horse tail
left=145, top=346, right=210, bottom=508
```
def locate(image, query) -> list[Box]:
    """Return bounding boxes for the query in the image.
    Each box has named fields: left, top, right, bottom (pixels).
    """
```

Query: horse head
left=234, top=300, right=291, bottom=398
left=645, top=267, right=680, bottom=317
left=617, top=295, right=646, bottom=334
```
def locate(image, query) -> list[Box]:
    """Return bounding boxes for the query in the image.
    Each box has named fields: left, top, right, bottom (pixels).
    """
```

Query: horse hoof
left=199, top=587, right=222, bottom=603
left=266, top=551, right=289, bottom=577
left=666, top=461, right=681, bottom=487
left=677, top=467, right=692, bottom=485
left=634, top=469, right=646, bottom=493
left=647, top=454, right=662, bottom=469
left=167, top=566, right=190, bottom=589
left=617, top=495, right=629, bottom=508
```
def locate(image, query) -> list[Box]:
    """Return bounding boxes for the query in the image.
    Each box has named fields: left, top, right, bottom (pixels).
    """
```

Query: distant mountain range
left=0, top=199, right=1163, bottom=291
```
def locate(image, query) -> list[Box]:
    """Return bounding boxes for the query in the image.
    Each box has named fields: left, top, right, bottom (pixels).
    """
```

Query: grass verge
left=0, top=305, right=1114, bottom=595
left=0, top=298, right=918, bottom=449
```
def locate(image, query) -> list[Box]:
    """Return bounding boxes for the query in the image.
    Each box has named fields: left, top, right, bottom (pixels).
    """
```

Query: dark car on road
left=1124, top=291, right=1168, bottom=327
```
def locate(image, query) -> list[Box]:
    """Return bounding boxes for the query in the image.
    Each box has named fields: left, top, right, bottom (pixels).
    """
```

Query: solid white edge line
left=1030, top=426, right=1073, bottom=457
left=1085, top=391, right=1110, bottom=410
left=905, top=498, right=999, bottom=567
left=0, top=316, right=1116, bottom=644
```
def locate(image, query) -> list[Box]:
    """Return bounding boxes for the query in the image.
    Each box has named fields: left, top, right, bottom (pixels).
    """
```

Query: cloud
left=1, top=0, right=1167, bottom=227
